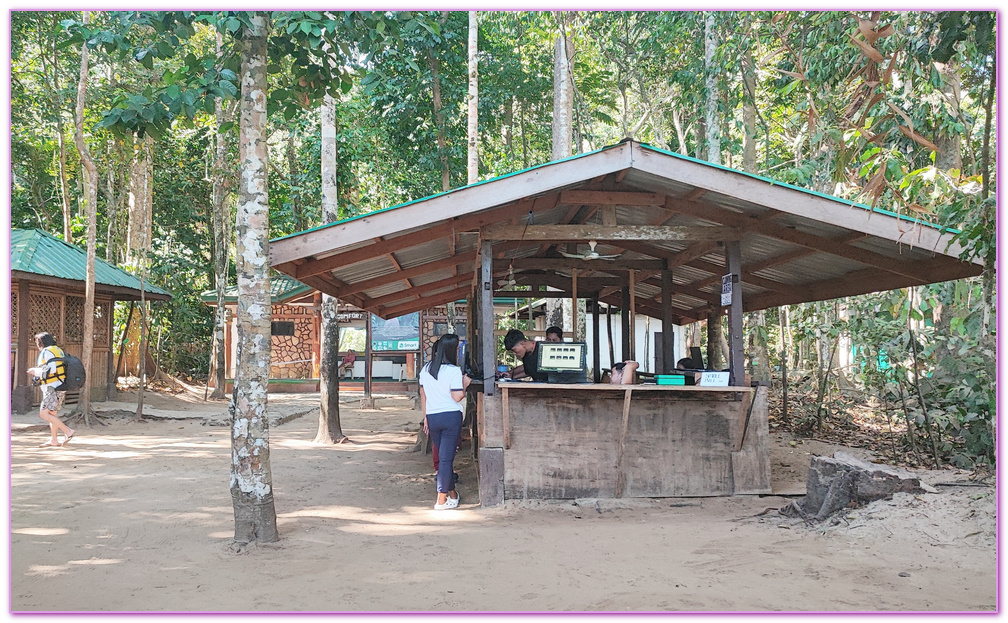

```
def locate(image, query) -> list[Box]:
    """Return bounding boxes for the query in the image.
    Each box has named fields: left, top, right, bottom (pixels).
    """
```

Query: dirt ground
left=8, top=388, right=996, bottom=613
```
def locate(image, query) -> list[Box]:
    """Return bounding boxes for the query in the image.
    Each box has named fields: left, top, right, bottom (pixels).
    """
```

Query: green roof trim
left=634, top=142, right=956, bottom=234
left=11, top=229, right=172, bottom=298
left=200, top=272, right=313, bottom=304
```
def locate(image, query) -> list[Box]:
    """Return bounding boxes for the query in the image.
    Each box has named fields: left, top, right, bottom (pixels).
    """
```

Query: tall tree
left=551, top=10, right=574, bottom=161
left=467, top=10, right=479, bottom=184
left=230, top=12, right=278, bottom=543
left=210, top=31, right=233, bottom=400
left=315, top=92, right=348, bottom=444
left=71, top=10, right=98, bottom=423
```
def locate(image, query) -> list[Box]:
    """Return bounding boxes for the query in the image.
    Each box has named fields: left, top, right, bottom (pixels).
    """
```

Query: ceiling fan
left=559, top=240, right=621, bottom=261
left=497, top=265, right=518, bottom=289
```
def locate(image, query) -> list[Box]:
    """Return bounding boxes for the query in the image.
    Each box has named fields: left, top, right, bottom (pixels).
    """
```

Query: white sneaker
left=434, top=500, right=450, bottom=510
left=445, top=494, right=459, bottom=509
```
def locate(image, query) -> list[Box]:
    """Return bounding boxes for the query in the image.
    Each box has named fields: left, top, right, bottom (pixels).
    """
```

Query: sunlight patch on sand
left=68, top=558, right=122, bottom=566
left=27, top=564, right=69, bottom=577
left=13, top=527, right=68, bottom=536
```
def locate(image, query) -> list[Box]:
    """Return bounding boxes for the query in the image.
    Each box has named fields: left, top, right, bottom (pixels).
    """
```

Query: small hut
left=201, top=274, right=468, bottom=393
left=10, top=229, right=172, bottom=412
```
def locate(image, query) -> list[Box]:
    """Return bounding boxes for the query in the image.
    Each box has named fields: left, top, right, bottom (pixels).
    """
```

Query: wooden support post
left=628, top=270, right=636, bottom=360
left=106, top=298, right=117, bottom=400
left=12, top=280, right=32, bottom=412
left=362, top=312, right=374, bottom=407
left=311, top=292, right=322, bottom=378
left=570, top=269, right=578, bottom=341
left=606, top=302, right=615, bottom=367
left=592, top=293, right=601, bottom=383
left=614, top=387, right=633, bottom=497
left=620, top=286, right=631, bottom=362
left=480, top=240, right=496, bottom=396
left=660, top=269, right=675, bottom=374
left=726, top=240, right=745, bottom=386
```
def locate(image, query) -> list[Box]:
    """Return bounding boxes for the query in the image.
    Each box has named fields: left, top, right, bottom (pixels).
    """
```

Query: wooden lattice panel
left=29, top=293, right=61, bottom=339
left=94, top=302, right=109, bottom=344
left=11, top=291, right=17, bottom=336
left=65, top=296, right=84, bottom=343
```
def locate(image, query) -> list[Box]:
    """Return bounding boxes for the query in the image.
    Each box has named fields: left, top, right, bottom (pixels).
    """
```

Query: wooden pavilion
left=269, top=140, right=983, bottom=505
left=10, top=229, right=173, bottom=412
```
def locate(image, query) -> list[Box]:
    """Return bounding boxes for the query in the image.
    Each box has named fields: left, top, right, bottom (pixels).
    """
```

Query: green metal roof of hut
left=11, top=229, right=172, bottom=300
left=200, top=273, right=314, bottom=305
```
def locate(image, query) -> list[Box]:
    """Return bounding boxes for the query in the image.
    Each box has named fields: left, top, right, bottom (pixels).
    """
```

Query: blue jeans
left=427, top=410, right=462, bottom=494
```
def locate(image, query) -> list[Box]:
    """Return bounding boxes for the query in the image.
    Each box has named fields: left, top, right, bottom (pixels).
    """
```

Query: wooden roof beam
left=482, top=224, right=740, bottom=243
left=378, top=284, right=473, bottom=318
left=291, top=199, right=536, bottom=280
left=557, top=190, right=665, bottom=206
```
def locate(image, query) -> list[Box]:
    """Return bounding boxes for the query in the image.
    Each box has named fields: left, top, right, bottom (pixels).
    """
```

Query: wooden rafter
left=482, top=224, right=741, bottom=243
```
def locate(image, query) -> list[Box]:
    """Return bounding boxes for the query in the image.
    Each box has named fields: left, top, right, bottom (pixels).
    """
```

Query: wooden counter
left=476, top=383, right=770, bottom=505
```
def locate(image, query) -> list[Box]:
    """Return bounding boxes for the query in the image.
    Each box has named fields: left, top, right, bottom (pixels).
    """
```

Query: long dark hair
left=428, top=333, right=460, bottom=380
left=35, top=332, right=56, bottom=347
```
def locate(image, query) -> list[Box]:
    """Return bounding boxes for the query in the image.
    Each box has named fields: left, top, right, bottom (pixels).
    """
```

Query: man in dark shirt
left=503, top=329, right=548, bottom=382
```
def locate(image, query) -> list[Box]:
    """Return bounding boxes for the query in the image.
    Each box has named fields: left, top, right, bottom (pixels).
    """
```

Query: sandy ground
left=8, top=388, right=996, bottom=613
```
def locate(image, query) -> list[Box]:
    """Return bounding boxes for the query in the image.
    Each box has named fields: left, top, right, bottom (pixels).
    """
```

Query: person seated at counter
left=608, top=360, right=639, bottom=385
left=501, top=329, right=549, bottom=382
left=545, top=326, right=563, bottom=343
left=676, top=357, right=694, bottom=370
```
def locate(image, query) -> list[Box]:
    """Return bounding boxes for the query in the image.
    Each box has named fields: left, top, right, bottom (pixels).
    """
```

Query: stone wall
left=270, top=303, right=315, bottom=379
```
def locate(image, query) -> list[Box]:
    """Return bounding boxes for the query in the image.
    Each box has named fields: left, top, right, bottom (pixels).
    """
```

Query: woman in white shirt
left=419, top=334, right=471, bottom=510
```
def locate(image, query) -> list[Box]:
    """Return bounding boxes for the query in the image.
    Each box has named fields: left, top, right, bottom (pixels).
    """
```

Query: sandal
left=62, top=430, right=75, bottom=446
left=38, top=441, right=60, bottom=448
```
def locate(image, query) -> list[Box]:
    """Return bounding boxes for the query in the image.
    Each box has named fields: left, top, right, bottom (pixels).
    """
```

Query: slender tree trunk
left=547, top=12, right=574, bottom=331
left=230, top=14, right=279, bottom=544
left=896, top=373, right=922, bottom=464
left=315, top=93, right=347, bottom=445
left=72, top=10, right=97, bottom=424
left=467, top=10, right=479, bottom=184
left=906, top=292, right=940, bottom=469
left=44, top=15, right=74, bottom=244
left=211, top=33, right=233, bottom=400
left=703, top=11, right=720, bottom=166
left=286, top=132, right=303, bottom=230
left=551, top=10, right=574, bottom=161
left=933, top=61, right=963, bottom=172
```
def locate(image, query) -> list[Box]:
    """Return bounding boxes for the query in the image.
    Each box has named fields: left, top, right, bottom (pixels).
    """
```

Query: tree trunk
left=427, top=14, right=451, bottom=194
left=72, top=10, right=97, bottom=424
left=706, top=313, right=725, bottom=371
left=230, top=13, right=279, bottom=544
left=44, top=14, right=74, bottom=244
left=211, top=32, right=233, bottom=400
left=315, top=93, right=347, bottom=445
left=126, top=135, right=148, bottom=265
left=551, top=10, right=574, bottom=161
left=933, top=61, right=963, bottom=172
left=703, top=12, right=720, bottom=165
left=467, top=10, right=479, bottom=185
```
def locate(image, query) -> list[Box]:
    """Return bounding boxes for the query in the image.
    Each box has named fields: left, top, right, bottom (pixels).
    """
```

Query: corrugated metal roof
left=269, top=141, right=982, bottom=324
left=11, top=229, right=172, bottom=299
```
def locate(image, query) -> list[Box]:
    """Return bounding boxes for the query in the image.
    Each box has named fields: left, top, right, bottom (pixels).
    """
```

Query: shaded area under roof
left=269, top=141, right=982, bottom=323
left=11, top=229, right=172, bottom=301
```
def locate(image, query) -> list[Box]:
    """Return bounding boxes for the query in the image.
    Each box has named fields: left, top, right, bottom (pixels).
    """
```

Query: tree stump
left=799, top=452, right=925, bottom=521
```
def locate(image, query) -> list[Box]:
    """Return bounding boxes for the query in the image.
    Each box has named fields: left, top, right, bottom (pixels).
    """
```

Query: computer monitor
left=536, top=342, right=589, bottom=383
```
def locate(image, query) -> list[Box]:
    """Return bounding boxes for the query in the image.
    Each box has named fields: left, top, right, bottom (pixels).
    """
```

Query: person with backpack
left=27, top=332, right=75, bottom=448
left=419, top=333, right=470, bottom=510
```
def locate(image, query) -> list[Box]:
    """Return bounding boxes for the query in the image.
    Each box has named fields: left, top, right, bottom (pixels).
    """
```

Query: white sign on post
left=721, top=274, right=733, bottom=307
